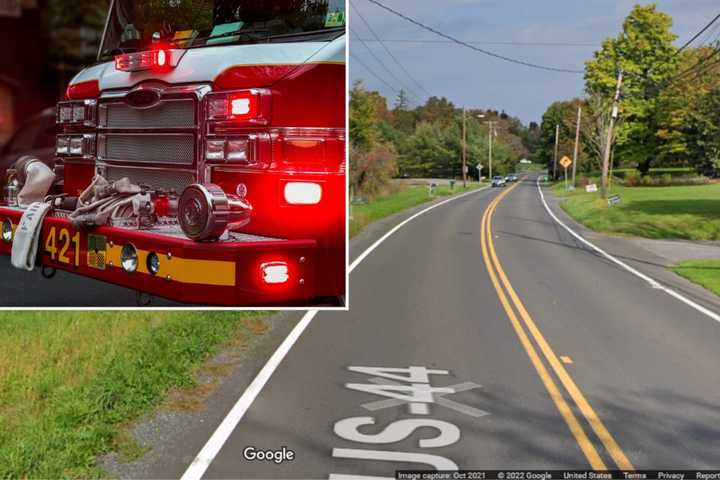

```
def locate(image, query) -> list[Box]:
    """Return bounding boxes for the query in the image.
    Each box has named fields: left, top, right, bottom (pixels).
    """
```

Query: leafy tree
left=350, top=82, right=399, bottom=197
left=656, top=46, right=720, bottom=171
left=538, top=100, right=586, bottom=177
left=585, top=4, right=678, bottom=175
left=686, top=85, right=720, bottom=177
left=402, top=121, right=454, bottom=177
left=350, top=81, right=380, bottom=151
left=395, top=89, right=411, bottom=111
left=415, top=97, right=456, bottom=128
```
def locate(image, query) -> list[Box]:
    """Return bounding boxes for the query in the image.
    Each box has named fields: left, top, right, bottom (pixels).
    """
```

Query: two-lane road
left=139, top=174, right=720, bottom=478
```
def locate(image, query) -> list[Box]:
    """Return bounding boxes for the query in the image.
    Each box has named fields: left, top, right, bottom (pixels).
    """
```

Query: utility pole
left=553, top=124, right=559, bottom=180
left=486, top=121, right=495, bottom=180
left=572, top=106, right=582, bottom=189
left=601, top=69, right=624, bottom=199
left=462, top=107, right=467, bottom=188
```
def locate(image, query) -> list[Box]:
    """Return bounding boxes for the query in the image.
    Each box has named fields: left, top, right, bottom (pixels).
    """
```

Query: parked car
left=0, top=108, right=57, bottom=180
left=491, top=176, right=506, bottom=187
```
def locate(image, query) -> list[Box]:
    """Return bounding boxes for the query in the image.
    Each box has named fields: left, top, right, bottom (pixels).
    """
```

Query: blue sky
left=349, top=0, right=720, bottom=124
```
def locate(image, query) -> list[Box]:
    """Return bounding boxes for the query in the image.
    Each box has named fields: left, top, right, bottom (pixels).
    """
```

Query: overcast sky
left=348, top=0, right=719, bottom=125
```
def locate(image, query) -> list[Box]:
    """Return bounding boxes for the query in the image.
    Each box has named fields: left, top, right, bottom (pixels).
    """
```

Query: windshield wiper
left=263, top=27, right=345, bottom=41
left=177, top=29, right=272, bottom=47
left=181, top=26, right=345, bottom=48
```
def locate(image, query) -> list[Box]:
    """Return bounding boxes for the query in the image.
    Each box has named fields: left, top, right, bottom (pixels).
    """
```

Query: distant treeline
left=349, top=85, right=540, bottom=197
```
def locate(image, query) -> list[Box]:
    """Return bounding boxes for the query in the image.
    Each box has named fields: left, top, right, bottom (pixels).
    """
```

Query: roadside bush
left=622, top=174, right=710, bottom=187
left=625, top=170, right=641, bottom=186
left=350, top=142, right=399, bottom=199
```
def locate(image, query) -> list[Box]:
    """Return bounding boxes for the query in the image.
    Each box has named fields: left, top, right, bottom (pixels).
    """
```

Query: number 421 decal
left=45, top=227, right=80, bottom=267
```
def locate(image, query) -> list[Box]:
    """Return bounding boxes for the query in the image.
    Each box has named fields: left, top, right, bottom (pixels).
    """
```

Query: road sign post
left=476, top=164, right=482, bottom=183
left=559, top=156, right=572, bottom=191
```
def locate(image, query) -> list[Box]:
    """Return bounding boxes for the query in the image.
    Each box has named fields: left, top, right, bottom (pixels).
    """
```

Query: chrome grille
left=104, top=165, right=195, bottom=193
left=99, top=134, right=195, bottom=165
left=100, top=99, right=195, bottom=128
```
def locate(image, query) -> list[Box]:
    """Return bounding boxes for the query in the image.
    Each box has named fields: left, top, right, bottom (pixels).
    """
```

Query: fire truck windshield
left=99, top=0, right=346, bottom=60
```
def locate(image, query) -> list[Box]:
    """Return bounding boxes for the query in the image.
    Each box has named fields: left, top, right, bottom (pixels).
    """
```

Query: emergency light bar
left=115, top=49, right=181, bottom=72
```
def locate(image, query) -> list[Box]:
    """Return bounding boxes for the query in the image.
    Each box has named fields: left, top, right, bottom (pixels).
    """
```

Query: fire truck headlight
left=205, top=140, right=226, bottom=161
left=261, top=262, right=289, bottom=284
left=284, top=182, right=322, bottom=205
left=69, top=137, right=84, bottom=155
left=146, top=251, right=160, bottom=275
left=58, top=105, right=73, bottom=123
left=120, top=244, right=138, bottom=273
left=226, top=139, right=249, bottom=162
left=57, top=100, right=96, bottom=126
left=2, top=219, right=13, bottom=243
left=72, top=104, right=86, bottom=123
left=56, top=136, right=70, bottom=155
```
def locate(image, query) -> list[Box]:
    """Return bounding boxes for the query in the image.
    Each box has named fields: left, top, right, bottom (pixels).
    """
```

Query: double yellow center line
left=480, top=180, right=634, bottom=471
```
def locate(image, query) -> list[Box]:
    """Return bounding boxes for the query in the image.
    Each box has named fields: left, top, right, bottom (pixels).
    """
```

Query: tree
left=686, top=85, right=720, bottom=177
left=395, top=89, right=411, bottom=111
left=538, top=100, right=584, bottom=177
left=581, top=94, right=622, bottom=174
left=656, top=46, right=720, bottom=171
left=585, top=4, right=678, bottom=175
left=402, top=121, right=454, bottom=177
left=350, top=81, right=380, bottom=152
left=350, top=82, right=399, bottom=196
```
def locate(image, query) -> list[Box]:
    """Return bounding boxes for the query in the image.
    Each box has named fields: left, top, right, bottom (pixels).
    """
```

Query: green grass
left=0, top=311, right=266, bottom=478
left=552, top=182, right=720, bottom=240
left=350, top=183, right=485, bottom=237
left=672, top=260, right=720, bottom=296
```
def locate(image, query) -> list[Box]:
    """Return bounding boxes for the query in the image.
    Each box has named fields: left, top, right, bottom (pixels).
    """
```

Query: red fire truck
left=0, top=0, right=346, bottom=306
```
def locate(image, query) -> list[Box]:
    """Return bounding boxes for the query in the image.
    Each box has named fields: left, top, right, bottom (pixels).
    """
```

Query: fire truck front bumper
left=0, top=207, right=319, bottom=306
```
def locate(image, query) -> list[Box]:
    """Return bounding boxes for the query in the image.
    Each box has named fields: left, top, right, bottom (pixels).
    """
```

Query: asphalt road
left=132, top=174, right=720, bottom=478
left=0, top=261, right=181, bottom=306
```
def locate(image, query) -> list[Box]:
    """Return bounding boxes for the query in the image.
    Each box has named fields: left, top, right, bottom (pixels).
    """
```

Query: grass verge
left=350, top=183, right=485, bottom=237
left=672, top=260, right=720, bottom=297
left=552, top=182, right=720, bottom=241
left=0, top=311, right=266, bottom=478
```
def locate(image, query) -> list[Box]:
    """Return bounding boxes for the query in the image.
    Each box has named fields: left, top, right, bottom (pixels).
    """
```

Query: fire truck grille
left=99, top=134, right=195, bottom=165
left=101, top=100, right=196, bottom=128
left=104, top=165, right=196, bottom=193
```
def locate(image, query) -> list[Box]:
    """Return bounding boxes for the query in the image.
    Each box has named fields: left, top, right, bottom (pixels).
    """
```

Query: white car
left=491, top=176, right=506, bottom=187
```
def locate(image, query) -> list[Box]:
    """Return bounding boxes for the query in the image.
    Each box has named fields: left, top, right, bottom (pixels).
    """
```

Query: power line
left=349, top=27, right=417, bottom=100
left=657, top=42, right=720, bottom=92
left=677, top=12, right=720, bottom=54
left=354, top=38, right=600, bottom=48
left=350, top=52, right=399, bottom=94
left=661, top=13, right=720, bottom=85
left=363, top=0, right=584, bottom=74
left=350, top=1, right=433, bottom=98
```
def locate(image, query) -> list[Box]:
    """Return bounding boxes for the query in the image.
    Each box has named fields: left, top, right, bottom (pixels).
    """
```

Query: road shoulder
left=541, top=182, right=720, bottom=314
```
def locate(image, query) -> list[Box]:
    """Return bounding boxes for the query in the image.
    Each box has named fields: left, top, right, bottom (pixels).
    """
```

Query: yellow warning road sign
left=560, top=156, right=572, bottom=169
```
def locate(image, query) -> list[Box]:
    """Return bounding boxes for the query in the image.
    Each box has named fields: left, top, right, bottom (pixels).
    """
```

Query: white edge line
left=536, top=177, right=720, bottom=324
left=181, top=185, right=490, bottom=480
